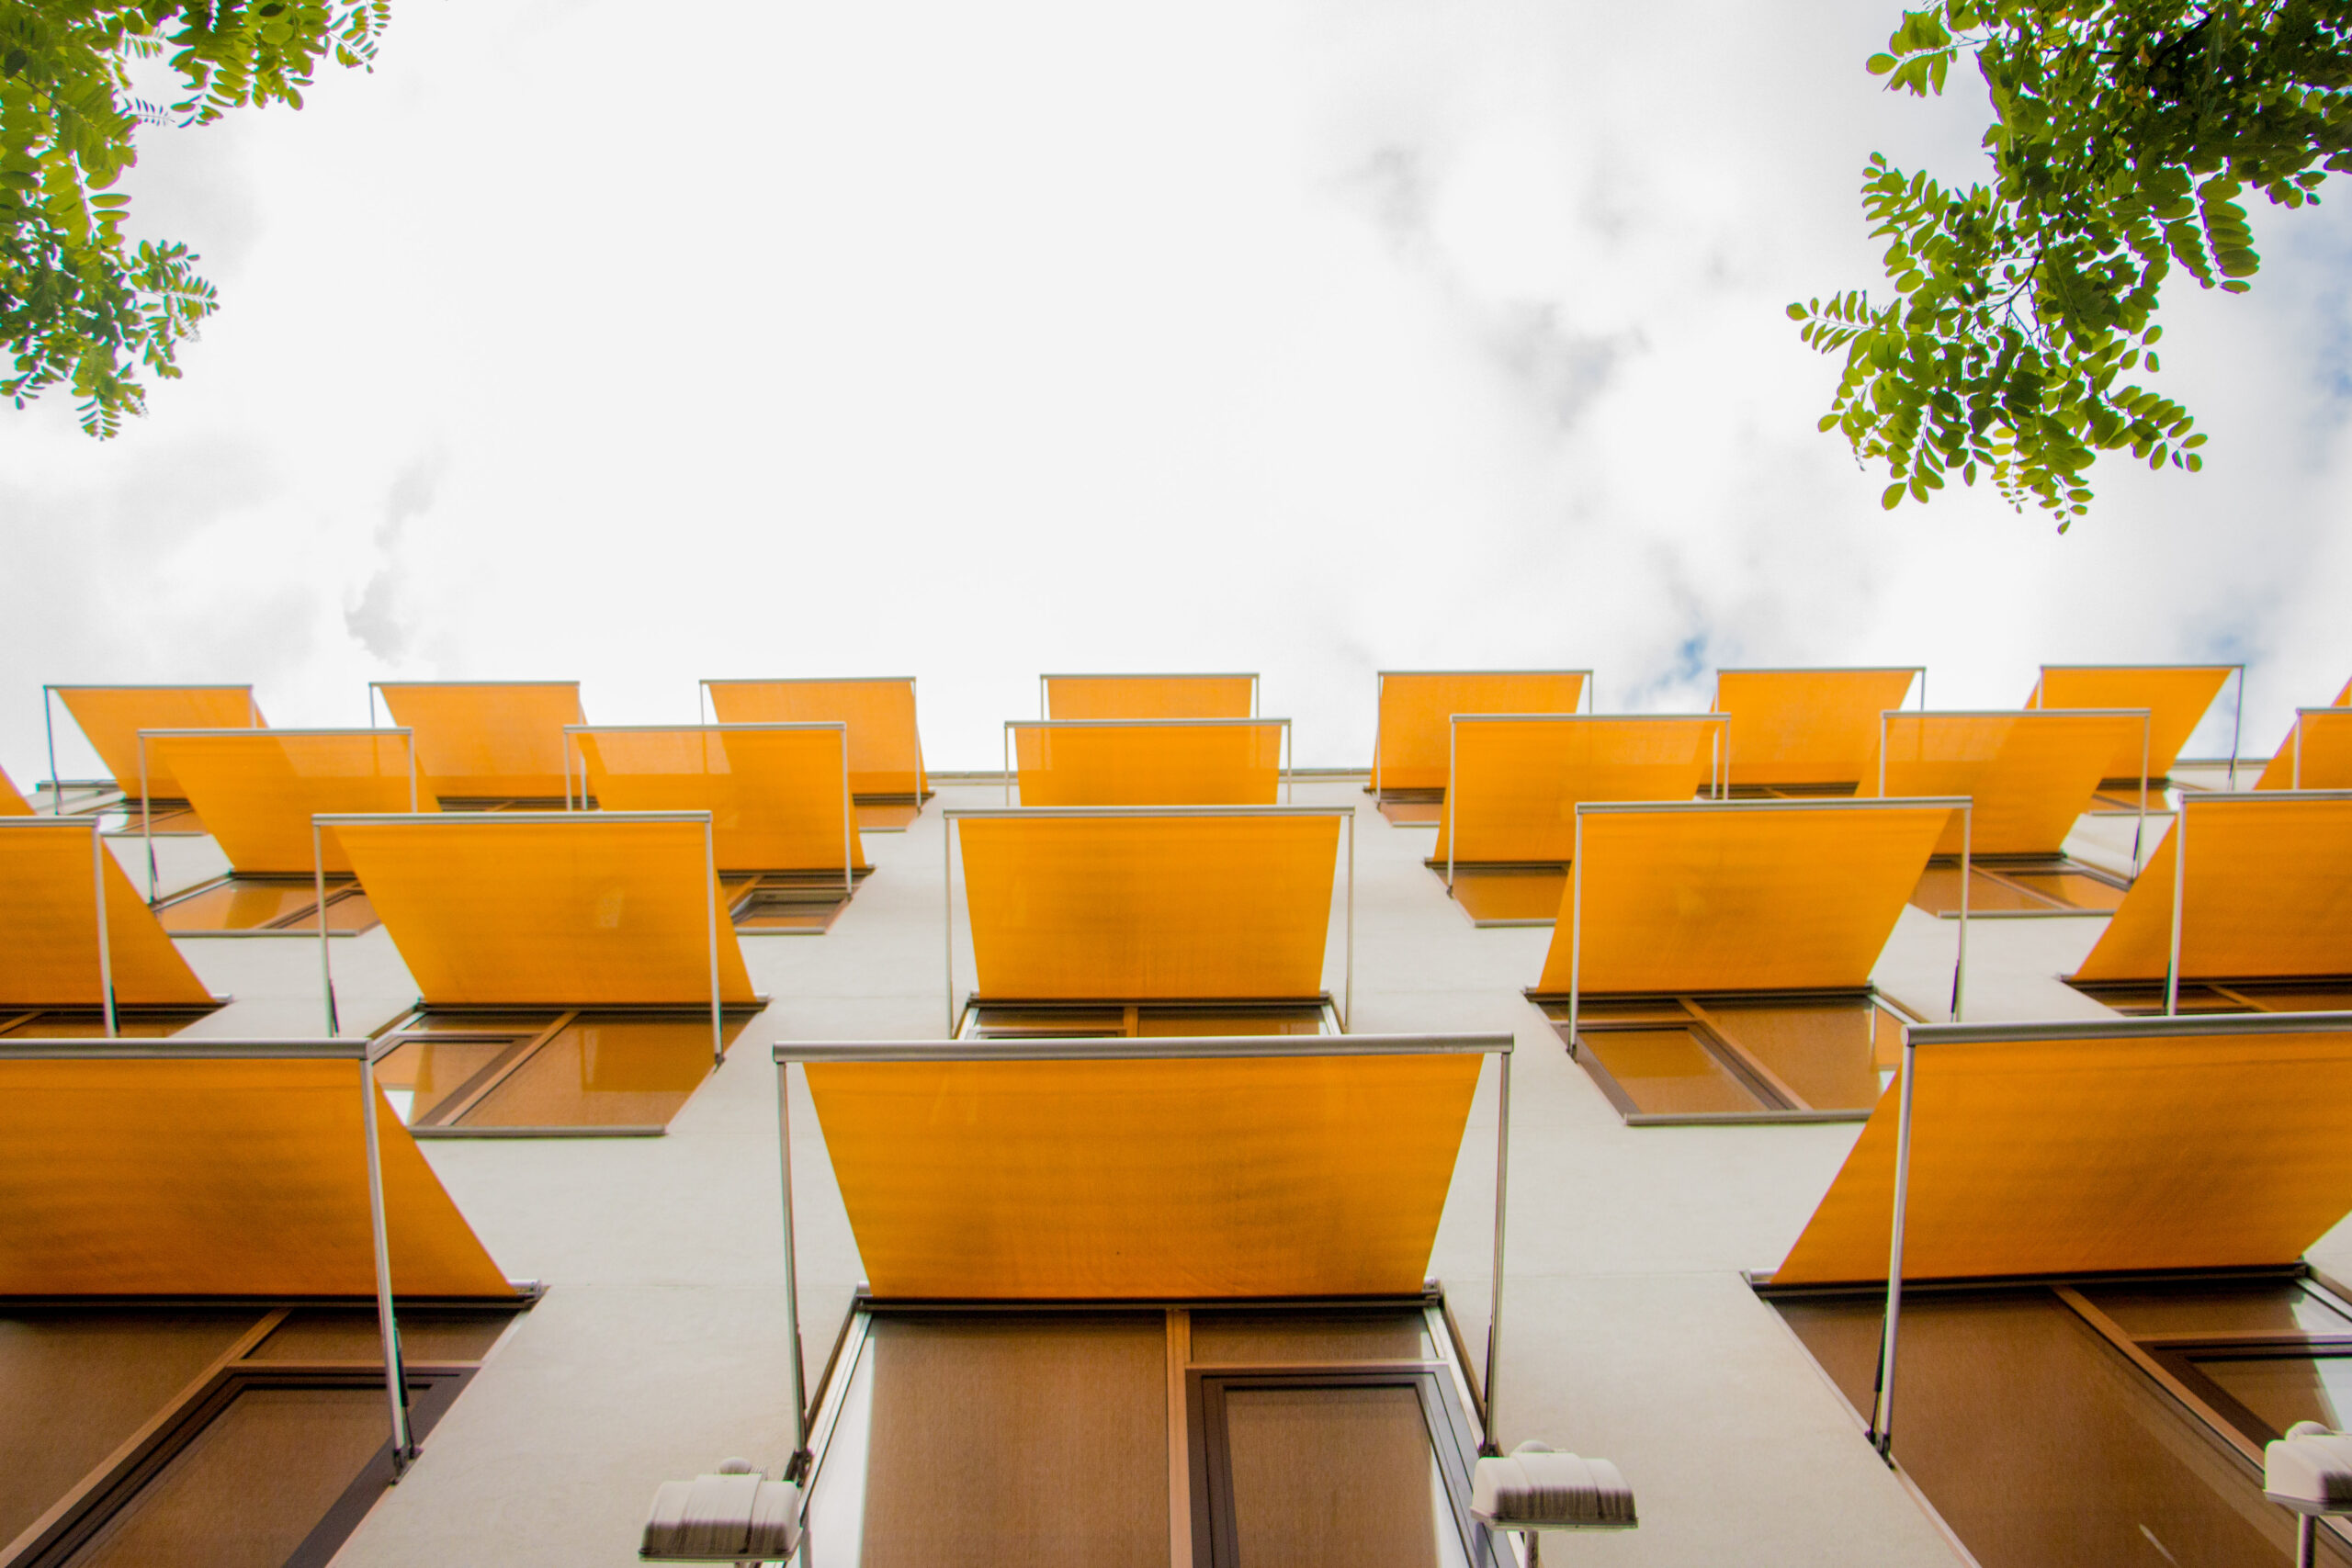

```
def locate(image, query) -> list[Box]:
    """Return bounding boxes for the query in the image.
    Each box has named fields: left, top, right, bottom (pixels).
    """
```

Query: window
left=720, top=871, right=866, bottom=934
left=1905, top=855, right=2128, bottom=916
left=1766, top=1272, right=2352, bottom=1568
left=799, top=1299, right=1494, bottom=1568
left=2068, top=979, right=2352, bottom=1017
left=0, top=1009, right=215, bottom=1039
left=0, top=1302, right=517, bottom=1568
left=374, top=1009, right=757, bottom=1135
left=959, top=1000, right=1339, bottom=1040
left=152, top=877, right=379, bottom=936
left=1540, top=991, right=1910, bottom=1122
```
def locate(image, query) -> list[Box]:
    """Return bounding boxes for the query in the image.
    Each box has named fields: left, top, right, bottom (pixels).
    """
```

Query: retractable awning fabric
left=1774, top=1015, right=2352, bottom=1284
left=0, top=1051, right=514, bottom=1297
left=2073, top=794, right=2352, bottom=983
left=322, top=814, right=756, bottom=1008
left=703, top=679, right=926, bottom=798
left=0, top=821, right=212, bottom=1008
left=2029, top=665, right=2232, bottom=780
left=1714, top=670, right=1919, bottom=790
left=2256, top=709, right=2352, bottom=791
left=1012, top=720, right=1283, bottom=807
left=0, top=764, right=29, bottom=815
left=804, top=1046, right=1481, bottom=1297
left=374, top=682, right=582, bottom=800
left=1433, top=715, right=1720, bottom=864
left=958, top=812, right=1338, bottom=999
left=574, top=726, right=864, bottom=873
left=1043, top=674, right=1254, bottom=722
left=1868, top=710, right=2144, bottom=856
left=1374, top=671, right=1589, bottom=794
left=53, top=686, right=261, bottom=798
left=1534, top=801, right=1952, bottom=994
left=153, top=729, right=431, bottom=875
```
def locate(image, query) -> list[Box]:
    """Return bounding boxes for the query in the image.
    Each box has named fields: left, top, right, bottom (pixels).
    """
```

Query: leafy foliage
left=1792, top=1, right=2352, bottom=525
left=0, top=1, right=385, bottom=435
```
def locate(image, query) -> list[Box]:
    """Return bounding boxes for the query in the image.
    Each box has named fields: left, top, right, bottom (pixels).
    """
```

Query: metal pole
left=2165, top=796, right=2188, bottom=1018
left=1566, top=811, right=1584, bottom=1057
left=1372, top=673, right=1384, bottom=797
left=1871, top=1030, right=1919, bottom=1459
left=360, top=1047, right=416, bottom=1472
left=1251, top=673, right=1260, bottom=718
left=944, top=818, right=957, bottom=1035
left=1343, top=810, right=1355, bottom=1031
left=842, top=726, right=854, bottom=897
left=2134, top=713, right=2150, bottom=874
left=1003, top=723, right=1012, bottom=808
left=705, top=818, right=724, bottom=1069
left=1482, top=1047, right=1512, bottom=1455
left=140, top=733, right=156, bottom=904
left=1446, top=718, right=1458, bottom=893
left=1952, top=807, right=1970, bottom=1021
left=1284, top=719, right=1294, bottom=806
left=1039, top=674, right=1047, bottom=722
left=775, top=1064, right=810, bottom=1474
left=698, top=680, right=713, bottom=726
left=91, top=822, right=117, bottom=1039
left=314, top=820, right=339, bottom=1034
left=368, top=682, right=379, bottom=729
left=43, top=687, right=60, bottom=815
left=2229, top=665, right=2245, bottom=791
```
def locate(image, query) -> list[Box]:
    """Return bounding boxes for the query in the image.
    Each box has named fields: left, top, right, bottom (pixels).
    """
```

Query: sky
left=5, top=0, right=2348, bottom=780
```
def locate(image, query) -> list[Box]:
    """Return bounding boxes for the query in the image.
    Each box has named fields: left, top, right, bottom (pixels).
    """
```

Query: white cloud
left=2, top=0, right=2345, bottom=783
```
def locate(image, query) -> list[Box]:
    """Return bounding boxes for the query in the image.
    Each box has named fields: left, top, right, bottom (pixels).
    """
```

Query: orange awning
left=1775, top=1015, right=2352, bottom=1284
left=374, top=682, right=582, bottom=800
left=1433, top=715, right=1722, bottom=863
left=703, top=678, right=926, bottom=797
left=2074, top=795, right=2352, bottom=983
left=2030, top=665, right=2232, bottom=778
left=959, top=811, right=1339, bottom=999
left=53, top=686, right=261, bottom=799
left=1012, top=720, right=1283, bottom=807
left=1714, top=669, right=1920, bottom=788
left=1374, top=671, right=1589, bottom=794
left=0, top=1051, right=514, bottom=1296
left=150, top=729, right=434, bottom=876
left=1866, top=709, right=2146, bottom=855
left=1043, top=674, right=1255, bottom=721
left=322, top=814, right=756, bottom=1007
left=805, top=1044, right=1483, bottom=1297
left=2256, top=709, right=2352, bottom=791
left=574, top=725, right=864, bottom=873
left=0, top=764, right=29, bottom=816
left=1535, top=801, right=1953, bottom=994
left=0, top=821, right=213, bottom=1009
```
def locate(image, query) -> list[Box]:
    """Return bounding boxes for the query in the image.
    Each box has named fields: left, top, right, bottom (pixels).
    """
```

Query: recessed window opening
left=1540, top=989, right=1912, bottom=1122
left=375, top=1007, right=759, bottom=1136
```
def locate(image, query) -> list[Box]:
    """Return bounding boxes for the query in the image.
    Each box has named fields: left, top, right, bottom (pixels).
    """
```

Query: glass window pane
left=66, top=1384, right=390, bottom=1568
left=1136, top=1009, right=1327, bottom=1037
left=0, top=1312, right=263, bottom=1545
left=455, top=1018, right=728, bottom=1130
left=1704, top=1000, right=1881, bottom=1111
left=1582, top=1029, right=1766, bottom=1115
left=2196, top=1355, right=2352, bottom=1438
left=154, top=882, right=318, bottom=933
left=1190, top=1312, right=1436, bottom=1365
left=251, top=1309, right=510, bottom=1364
left=2081, top=1281, right=2352, bottom=1337
left=1446, top=868, right=1566, bottom=924
left=375, top=1037, right=526, bottom=1126
left=2001, top=871, right=2128, bottom=911
left=806, top=1314, right=1170, bottom=1568
left=1224, top=1384, right=1468, bottom=1568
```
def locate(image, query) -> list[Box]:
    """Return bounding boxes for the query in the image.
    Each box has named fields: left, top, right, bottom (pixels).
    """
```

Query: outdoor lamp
left=1471, top=1440, right=1637, bottom=1564
left=2265, top=1421, right=2352, bottom=1568
left=639, top=1459, right=800, bottom=1564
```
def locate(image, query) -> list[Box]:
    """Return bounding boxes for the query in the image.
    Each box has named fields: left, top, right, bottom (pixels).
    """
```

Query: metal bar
left=1039, top=673, right=1047, bottom=721
left=1482, top=1045, right=1512, bottom=1456
left=941, top=804, right=1352, bottom=820
left=1567, top=811, right=1585, bottom=1056
left=1372, top=673, right=1384, bottom=796
left=1447, top=717, right=1458, bottom=892
left=43, top=686, right=60, bottom=814
left=314, top=819, right=339, bottom=1035
left=0, top=1036, right=361, bottom=1060
left=944, top=817, right=956, bottom=1036
left=1345, top=809, right=1355, bottom=1030
left=705, top=818, right=723, bottom=1069
left=771, top=1031, right=1513, bottom=1066
left=1917, top=669, right=1926, bottom=711
left=842, top=728, right=854, bottom=896
left=1912, top=1009, right=2352, bottom=1046
left=359, top=1047, right=415, bottom=1472
left=311, top=809, right=719, bottom=826
left=1572, top=795, right=1973, bottom=816
left=1251, top=672, right=1261, bottom=718
left=1285, top=717, right=1294, bottom=805
left=1870, top=1028, right=1919, bottom=1458
left=2230, top=664, right=2246, bottom=790
left=1952, top=806, right=1970, bottom=1021
left=140, top=732, right=155, bottom=903
left=1003, top=722, right=1012, bottom=807
left=1001, top=716, right=1294, bottom=729
left=2135, top=711, right=2150, bottom=874
left=90, top=820, right=117, bottom=1039
left=2165, top=795, right=2188, bottom=1018
left=775, top=1063, right=809, bottom=1471
left=697, top=680, right=712, bottom=726
left=368, top=682, right=379, bottom=728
